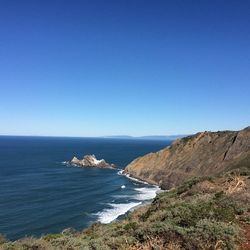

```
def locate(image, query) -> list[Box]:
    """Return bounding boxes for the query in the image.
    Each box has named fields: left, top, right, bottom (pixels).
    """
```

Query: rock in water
left=69, top=154, right=116, bottom=169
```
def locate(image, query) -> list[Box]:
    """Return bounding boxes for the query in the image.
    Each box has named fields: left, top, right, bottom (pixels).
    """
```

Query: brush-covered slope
left=124, top=127, right=250, bottom=189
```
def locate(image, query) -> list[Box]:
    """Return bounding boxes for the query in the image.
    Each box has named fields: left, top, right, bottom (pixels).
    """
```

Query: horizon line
left=0, top=134, right=188, bottom=139
left=1, top=126, right=248, bottom=139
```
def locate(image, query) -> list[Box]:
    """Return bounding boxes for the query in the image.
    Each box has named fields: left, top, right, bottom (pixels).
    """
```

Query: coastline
left=1, top=127, right=249, bottom=248
left=118, top=169, right=156, bottom=186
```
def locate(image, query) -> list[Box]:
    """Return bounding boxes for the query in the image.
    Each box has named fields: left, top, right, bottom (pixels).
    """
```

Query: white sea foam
left=112, top=194, right=131, bottom=198
left=121, top=185, right=126, bottom=189
left=125, top=174, right=149, bottom=184
left=94, top=170, right=161, bottom=225
left=117, top=170, right=124, bottom=175
left=134, top=187, right=160, bottom=200
left=96, top=202, right=141, bottom=224
left=118, top=170, right=150, bottom=185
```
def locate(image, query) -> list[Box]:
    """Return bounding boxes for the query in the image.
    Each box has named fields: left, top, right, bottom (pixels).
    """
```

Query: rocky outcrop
left=124, top=127, right=250, bottom=189
left=69, top=155, right=116, bottom=169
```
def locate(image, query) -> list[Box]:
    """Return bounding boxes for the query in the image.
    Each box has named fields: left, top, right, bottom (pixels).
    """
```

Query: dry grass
left=225, top=173, right=246, bottom=194
left=214, top=239, right=226, bottom=250
left=122, top=236, right=166, bottom=250
left=125, top=238, right=182, bottom=250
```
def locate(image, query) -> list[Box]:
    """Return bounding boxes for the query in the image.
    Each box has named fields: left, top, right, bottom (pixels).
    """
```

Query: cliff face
left=124, top=127, right=250, bottom=189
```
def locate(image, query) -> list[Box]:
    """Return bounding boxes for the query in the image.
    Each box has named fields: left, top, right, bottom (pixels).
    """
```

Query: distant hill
left=103, top=135, right=133, bottom=139
left=138, top=135, right=188, bottom=140
left=103, top=135, right=188, bottom=141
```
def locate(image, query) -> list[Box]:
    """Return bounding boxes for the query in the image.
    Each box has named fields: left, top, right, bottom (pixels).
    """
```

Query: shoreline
left=93, top=169, right=161, bottom=225
left=118, top=169, right=158, bottom=186
left=96, top=169, right=162, bottom=223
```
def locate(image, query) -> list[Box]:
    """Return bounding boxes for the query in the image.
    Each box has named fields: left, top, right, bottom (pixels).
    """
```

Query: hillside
left=124, top=127, right=250, bottom=189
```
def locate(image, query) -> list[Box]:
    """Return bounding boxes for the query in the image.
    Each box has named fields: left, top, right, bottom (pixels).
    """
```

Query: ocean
left=0, top=136, right=171, bottom=240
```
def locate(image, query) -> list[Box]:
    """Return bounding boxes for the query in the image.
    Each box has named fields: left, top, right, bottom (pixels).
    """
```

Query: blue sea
left=0, top=136, right=171, bottom=240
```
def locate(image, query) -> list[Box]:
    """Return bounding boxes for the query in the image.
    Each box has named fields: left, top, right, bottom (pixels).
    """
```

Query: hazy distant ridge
left=103, top=135, right=188, bottom=140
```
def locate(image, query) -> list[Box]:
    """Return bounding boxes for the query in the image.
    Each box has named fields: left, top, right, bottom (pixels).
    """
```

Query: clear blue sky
left=0, top=0, right=249, bottom=136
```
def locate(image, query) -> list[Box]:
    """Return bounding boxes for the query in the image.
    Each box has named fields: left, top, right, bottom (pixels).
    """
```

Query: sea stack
left=69, top=154, right=116, bottom=169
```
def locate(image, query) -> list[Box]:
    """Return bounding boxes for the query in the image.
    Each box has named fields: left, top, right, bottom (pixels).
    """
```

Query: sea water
left=0, top=136, right=171, bottom=240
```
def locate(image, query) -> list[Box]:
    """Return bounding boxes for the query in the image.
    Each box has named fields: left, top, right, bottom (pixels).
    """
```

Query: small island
left=69, top=154, right=116, bottom=169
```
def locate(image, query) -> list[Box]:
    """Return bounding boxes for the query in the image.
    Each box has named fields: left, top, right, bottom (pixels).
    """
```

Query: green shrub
left=124, top=222, right=138, bottom=231
left=176, top=176, right=212, bottom=195
left=189, top=219, right=240, bottom=249
left=42, top=233, right=62, bottom=242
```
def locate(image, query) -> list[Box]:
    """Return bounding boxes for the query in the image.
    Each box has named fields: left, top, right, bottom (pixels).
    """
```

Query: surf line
left=94, top=170, right=162, bottom=224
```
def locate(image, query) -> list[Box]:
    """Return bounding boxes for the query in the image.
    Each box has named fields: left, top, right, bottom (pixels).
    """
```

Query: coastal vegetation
left=1, top=171, right=249, bottom=249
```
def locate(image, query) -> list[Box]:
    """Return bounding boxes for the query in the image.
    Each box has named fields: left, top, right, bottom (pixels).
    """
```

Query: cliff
left=124, top=126, right=250, bottom=189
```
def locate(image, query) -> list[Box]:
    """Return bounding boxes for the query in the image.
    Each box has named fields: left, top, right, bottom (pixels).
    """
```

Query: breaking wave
left=95, top=202, right=141, bottom=224
left=93, top=170, right=161, bottom=224
left=134, top=187, right=160, bottom=200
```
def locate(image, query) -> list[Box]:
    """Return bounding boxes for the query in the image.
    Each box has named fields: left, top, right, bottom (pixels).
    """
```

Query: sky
left=0, top=0, right=249, bottom=137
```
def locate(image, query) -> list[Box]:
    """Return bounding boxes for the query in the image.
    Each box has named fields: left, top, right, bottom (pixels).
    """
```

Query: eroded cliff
left=124, top=127, right=250, bottom=189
